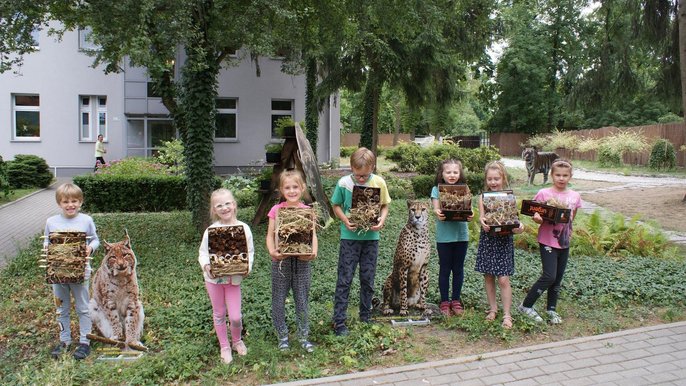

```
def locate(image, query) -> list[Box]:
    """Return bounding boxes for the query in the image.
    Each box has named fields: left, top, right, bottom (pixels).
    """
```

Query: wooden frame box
left=276, top=207, right=315, bottom=257
left=208, top=225, right=249, bottom=276
left=482, top=190, right=520, bottom=235
left=350, top=185, right=381, bottom=228
left=520, top=200, right=571, bottom=223
left=44, top=231, right=88, bottom=284
left=438, top=184, right=473, bottom=221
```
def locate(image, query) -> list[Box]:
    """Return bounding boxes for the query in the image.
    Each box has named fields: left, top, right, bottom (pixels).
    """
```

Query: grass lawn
left=570, top=159, right=686, bottom=178
left=1, top=200, right=685, bottom=384
left=0, top=188, right=39, bottom=205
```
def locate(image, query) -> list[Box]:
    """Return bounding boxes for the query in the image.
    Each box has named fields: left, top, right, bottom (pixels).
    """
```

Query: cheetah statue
left=381, top=201, right=431, bottom=316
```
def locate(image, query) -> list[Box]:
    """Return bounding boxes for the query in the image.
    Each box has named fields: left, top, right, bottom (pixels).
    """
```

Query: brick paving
left=271, top=321, right=686, bottom=386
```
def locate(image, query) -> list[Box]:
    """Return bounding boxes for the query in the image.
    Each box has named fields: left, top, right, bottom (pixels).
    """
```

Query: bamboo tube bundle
left=482, top=190, right=520, bottom=227
left=349, top=186, right=381, bottom=233
left=41, top=231, right=88, bottom=284
left=208, top=225, right=249, bottom=276
left=438, top=184, right=473, bottom=221
left=276, top=207, right=315, bottom=256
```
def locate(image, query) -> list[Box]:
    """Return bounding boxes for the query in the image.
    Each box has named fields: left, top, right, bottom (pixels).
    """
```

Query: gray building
left=0, top=25, right=341, bottom=176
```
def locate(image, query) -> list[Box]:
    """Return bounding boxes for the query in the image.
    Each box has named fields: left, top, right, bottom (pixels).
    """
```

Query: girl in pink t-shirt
left=266, top=170, right=318, bottom=352
left=518, top=159, right=582, bottom=325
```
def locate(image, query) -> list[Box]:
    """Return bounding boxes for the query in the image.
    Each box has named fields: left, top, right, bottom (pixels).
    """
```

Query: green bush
left=597, top=143, right=622, bottom=167
left=386, top=143, right=423, bottom=172
left=410, top=175, right=434, bottom=198
left=388, top=143, right=500, bottom=177
left=222, top=175, right=259, bottom=207
left=73, top=174, right=222, bottom=212
left=339, top=146, right=357, bottom=158
left=648, top=139, right=676, bottom=171
left=381, top=173, right=414, bottom=199
left=96, top=157, right=170, bottom=177
left=0, top=155, right=10, bottom=197
left=155, top=139, right=186, bottom=175
left=6, top=154, right=53, bottom=188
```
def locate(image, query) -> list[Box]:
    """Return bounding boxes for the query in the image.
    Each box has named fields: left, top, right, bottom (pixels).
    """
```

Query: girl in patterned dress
left=475, top=161, right=523, bottom=329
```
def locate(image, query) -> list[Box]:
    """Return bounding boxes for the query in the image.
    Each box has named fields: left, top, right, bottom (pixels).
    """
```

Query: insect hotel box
left=350, top=185, right=381, bottom=230
left=438, top=184, right=473, bottom=221
left=276, top=207, right=316, bottom=257
left=42, top=231, right=88, bottom=284
left=482, top=190, right=520, bottom=235
left=208, top=225, right=249, bottom=276
left=520, top=199, right=571, bottom=223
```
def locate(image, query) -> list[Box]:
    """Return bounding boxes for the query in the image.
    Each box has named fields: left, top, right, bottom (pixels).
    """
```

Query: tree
left=678, top=0, right=686, bottom=122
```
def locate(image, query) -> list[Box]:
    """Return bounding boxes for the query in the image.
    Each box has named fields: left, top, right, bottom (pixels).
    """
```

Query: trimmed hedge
left=73, top=174, right=222, bottom=212
left=410, top=172, right=485, bottom=198
left=6, top=154, right=53, bottom=188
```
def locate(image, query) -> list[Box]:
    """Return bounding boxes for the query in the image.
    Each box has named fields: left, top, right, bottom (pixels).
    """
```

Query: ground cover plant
left=1, top=198, right=685, bottom=384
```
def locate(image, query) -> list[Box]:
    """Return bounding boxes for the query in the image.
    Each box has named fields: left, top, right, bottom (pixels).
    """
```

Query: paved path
left=272, top=321, right=686, bottom=386
left=0, top=178, right=70, bottom=269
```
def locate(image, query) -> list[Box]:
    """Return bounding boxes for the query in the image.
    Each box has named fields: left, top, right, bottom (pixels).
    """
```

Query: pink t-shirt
left=268, top=201, right=311, bottom=261
left=534, top=188, right=582, bottom=249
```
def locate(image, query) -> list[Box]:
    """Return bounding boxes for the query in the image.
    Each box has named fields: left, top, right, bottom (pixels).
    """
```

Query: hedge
left=6, top=154, right=53, bottom=188
left=73, top=174, right=222, bottom=212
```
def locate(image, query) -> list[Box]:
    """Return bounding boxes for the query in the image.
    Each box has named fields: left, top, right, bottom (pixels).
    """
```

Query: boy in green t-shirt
left=331, top=148, right=391, bottom=336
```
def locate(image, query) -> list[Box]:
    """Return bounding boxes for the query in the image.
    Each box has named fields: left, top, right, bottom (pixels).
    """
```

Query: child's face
left=59, top=197, right=82, bottom=219
left=281, top=177, right=304, bottom=204
left=211, top=193, right=237, bottom=223
left=442, top=164, right=461, bottom=184
left=351, top=165, right=374, bottom=185
left=485, top=169, right=503, bottom=191
left=551, top=167, right=572, bottom=191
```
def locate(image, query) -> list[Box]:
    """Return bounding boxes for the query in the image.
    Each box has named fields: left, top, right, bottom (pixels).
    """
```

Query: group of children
left=46, top=147, right=580, bottom=364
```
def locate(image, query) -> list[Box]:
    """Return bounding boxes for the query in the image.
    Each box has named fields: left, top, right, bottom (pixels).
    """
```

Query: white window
left=12, top=94, right=40, bottom=140
left=126, top=118, right=176, bottom=157
left=271, top=99, right=294, bottom=138
left=30, top=27, right=40, bottom=48
left=80, top=95, right=107, bottom=141
left=215, top=98, right=237, bottom=140
left=79, top=28, right=100, bottom=51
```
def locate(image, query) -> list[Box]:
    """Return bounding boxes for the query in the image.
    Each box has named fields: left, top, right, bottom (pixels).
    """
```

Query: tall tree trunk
left=361, top=73, right=380, bottom=155
left=393, top=97, right=401, bottom=145
left=679, top=0, right=686, bottom=122
left=305, top=57, right=318, bottom=159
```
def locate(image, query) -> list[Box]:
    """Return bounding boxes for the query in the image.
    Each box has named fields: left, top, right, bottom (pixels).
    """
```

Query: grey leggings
left=271, top=258, right=311, bottom=339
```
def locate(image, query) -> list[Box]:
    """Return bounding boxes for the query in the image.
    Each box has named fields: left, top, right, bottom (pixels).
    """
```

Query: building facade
left=0, top=25, right=341, bottom=176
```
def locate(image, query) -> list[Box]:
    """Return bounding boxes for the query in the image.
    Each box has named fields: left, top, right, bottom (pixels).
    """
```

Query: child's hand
left=512, top=222, right=525, bottom=234
left=533, top=213, right=543, bottom=224
left=344, top=220, right=357, bottom=231
left=203, top=264, right=215, bottom=279
left=86, top=245, right=93, bottom=256
left=480, top=218, right=491, bottom=232
left=466, top=214, right=474, bottom=222
left=434, top=209, right=446, bottom=221
left=370, top=221, right=384, bottom=231
left=269, top=249, right=285, bottom=260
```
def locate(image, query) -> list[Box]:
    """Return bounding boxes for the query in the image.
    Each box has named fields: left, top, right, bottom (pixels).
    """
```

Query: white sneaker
left=517, top=304, right=543, bottom=323
left=220, top=347, right=233, bottom=364
left=547, top=310, right=563, bottom=324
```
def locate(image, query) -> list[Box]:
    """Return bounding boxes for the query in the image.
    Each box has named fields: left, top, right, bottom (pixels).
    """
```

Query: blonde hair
left=278, top=170, right=306, bottom=199
left=350, top=147, right=376, bottom=169
left=483, top=161, right=509, bottom=190
left=550, top=158, right=573, bottom=174
left=55, top=183, right=84, bottom=203
left=209, top=188, right=236, bottom=222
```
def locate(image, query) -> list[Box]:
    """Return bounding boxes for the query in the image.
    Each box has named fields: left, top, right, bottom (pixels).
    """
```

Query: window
left=79, top=28, right=100, bottom=51
left=12, top=94, right=40, bottom=140
left=215, top=98, right=237, bottom=140
left=126, top=118, right=176, bottom=157
left=271, top=99, right=294, bottom=137
left=147, top=82, right=161, bottom=98
left=80, top=95, right=107, bottom=141
left=30, top=27, right=40, bottom=48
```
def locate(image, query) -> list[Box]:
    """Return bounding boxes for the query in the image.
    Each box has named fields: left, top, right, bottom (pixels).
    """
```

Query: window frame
left=79, top=95, right=107, bottom=142
left=270, top=99, right=294, bottom=138
left=214, top=97, right=238, bottom=141
left=12, top=94, right=41, bottom=141
left=78, top=27, right=100, bottom=51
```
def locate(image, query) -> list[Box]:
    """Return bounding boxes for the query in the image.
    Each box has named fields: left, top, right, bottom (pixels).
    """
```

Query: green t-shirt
left=331, top=174, right=392, bottom=241
left=431, top=185, right=470, bottom=243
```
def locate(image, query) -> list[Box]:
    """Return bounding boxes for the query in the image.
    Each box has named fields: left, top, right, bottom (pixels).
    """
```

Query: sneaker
left=300, top=339, right=315, bottom=353
left=73, top=343, right=91, bottom=360
left=232, top=340, right=248, bottom=356
left=334, top=324, right=349, bottom=337
left=51, top=342, right=69, bottom=359
left=517, top=304, right=543, bottom=323
left=439, top=301, right=451, bottom=317
left=278, top=337, right=289, bottom=351
left=547, top=310, right=563, bottom=324
left=451, top=300, right=464, bottom=316
left=220, top=347, right=233, bottom=364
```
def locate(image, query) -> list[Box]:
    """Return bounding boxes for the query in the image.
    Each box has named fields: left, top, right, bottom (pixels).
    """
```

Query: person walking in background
left=94, top=134, right=106, bottom=171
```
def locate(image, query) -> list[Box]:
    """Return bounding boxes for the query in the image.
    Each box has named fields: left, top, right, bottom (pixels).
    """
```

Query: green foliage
left=385, top=143, right=424, bottom=172
left=275, top=117, right=296, bottom=138
left=265, top=143, right=283, bottom=154
left=0, top=155, right=10, bottom=198
left=648, top=139, right=676, bottom=171
left=155, top=139, right=186, bottom=175
left=597, top=143, right=622, bottom=168
left=95, top=157, right=170, bottom=177
left=340, top=146, right=357, bottom=158
left=6, top=154, right=53, bottom=188
left=410, top=175, right=434, bottom=198
left=388, top=143, right=500, bottom=176
left=381, top=173, right=414, bottom=199
left=578, top=130, right=649, bottom=167
left=222, top=175, right=259, bottom=207
left=73, top=174, right=222, bottom=212
left=526, top=130, right=581, bottom=152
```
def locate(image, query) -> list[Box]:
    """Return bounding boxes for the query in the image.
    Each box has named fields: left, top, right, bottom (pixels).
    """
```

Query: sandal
left=485, top=309, right=497, bottom=321
left=501, top=315, right=513, bottom=329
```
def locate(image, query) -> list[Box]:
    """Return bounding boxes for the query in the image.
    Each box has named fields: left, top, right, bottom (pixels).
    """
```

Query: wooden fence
left=341, top=133, right=413, bottom=147
left=489, top=123, right=686, bottom=167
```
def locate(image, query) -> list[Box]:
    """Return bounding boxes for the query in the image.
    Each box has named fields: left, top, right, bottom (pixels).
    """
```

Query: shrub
left=389, top=143, right=500, bottom=176
left=648, top=139, right=676, bottom=171
left=95, top=157, right=170, bottom=177
left=6, top=154, right=53, bottom=188
left=597, top=143, right=621, bottom=167
left=339, top=146, right=357, bottom=158
left=155, top=139, right=186, bottom=175
left=410, top=175, right=434, bottom=198
left=526, top=130, right=580, bottom=152
left=222, top=175, right=259, bottom=207
left=0, top=156, right=10, bottom=197
left=73, top=174, right=222, bottom=212
left=381, top=173, right=414, bottom=199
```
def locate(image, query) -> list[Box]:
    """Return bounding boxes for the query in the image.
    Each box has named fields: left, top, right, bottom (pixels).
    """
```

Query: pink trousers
left=205, top=281, right=243, bottom=349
